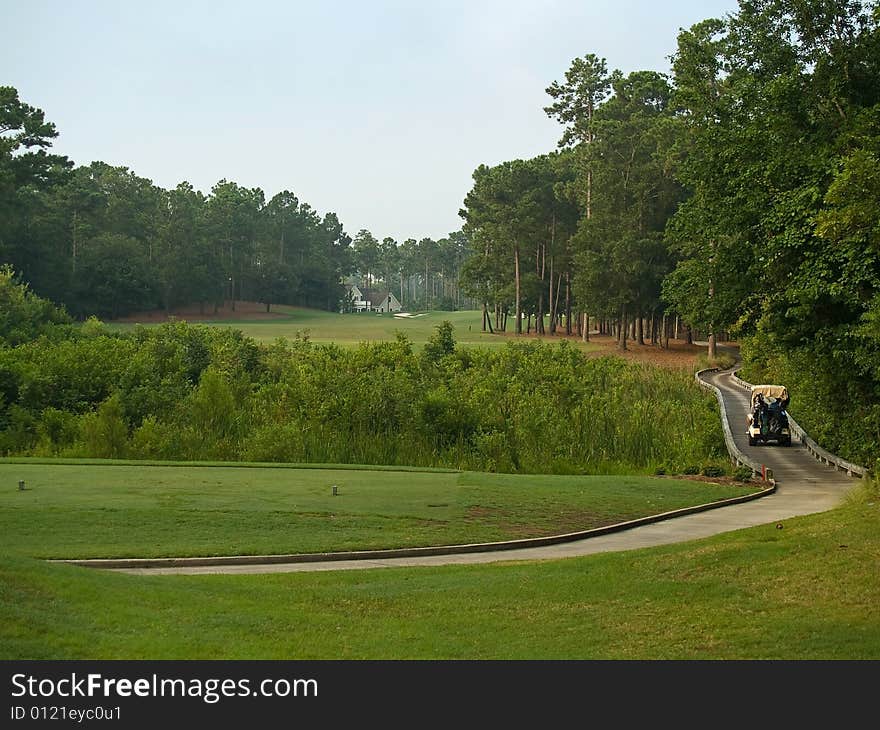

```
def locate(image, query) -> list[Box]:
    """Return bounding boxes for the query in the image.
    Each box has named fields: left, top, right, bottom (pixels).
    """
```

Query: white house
left=343, top=283, right=368, bottom=312
left=343, top=284, right=402, bottom=313
left=365, top=289, right=402, bottom=313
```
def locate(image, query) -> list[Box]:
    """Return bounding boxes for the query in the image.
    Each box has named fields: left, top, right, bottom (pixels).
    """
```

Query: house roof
left=362, top=289, right=396, bottom=305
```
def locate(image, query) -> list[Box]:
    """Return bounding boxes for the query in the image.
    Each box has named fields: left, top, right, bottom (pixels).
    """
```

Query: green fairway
left=1, top=479, right=876, bottom=659
left=107, top=307, right=599, bottom=350
left=0, top=460, right=755, bottom=559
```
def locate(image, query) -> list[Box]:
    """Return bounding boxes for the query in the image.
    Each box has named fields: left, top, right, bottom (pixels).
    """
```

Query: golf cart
left=747, top=384, right=792, bottom=446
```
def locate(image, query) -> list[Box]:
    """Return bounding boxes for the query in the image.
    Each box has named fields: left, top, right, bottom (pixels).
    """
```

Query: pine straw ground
left=114, top=300, right=293, bottom=322
left=489, top=324, right=732, bottom=371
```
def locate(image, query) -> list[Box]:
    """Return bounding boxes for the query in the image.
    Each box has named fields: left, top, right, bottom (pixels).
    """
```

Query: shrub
left=422, top=320, right=456, bottom=362
left=35, top=407, right=80, bottom=453
left=129, top=416, right=173, bottom=459
left=80, top=393, right=128, bottom=458
left=695, top=352, right=737, bottom=372
left=0, top=404, right=37, bottom=454
left=701, top=464, right=726, bottom=477
left=240, top=422, right=306, bottom=463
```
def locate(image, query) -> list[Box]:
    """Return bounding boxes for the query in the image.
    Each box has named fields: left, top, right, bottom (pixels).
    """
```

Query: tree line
left=0, top=86, right=470, bottom=318
left=458, top=0, right=879, bottom=465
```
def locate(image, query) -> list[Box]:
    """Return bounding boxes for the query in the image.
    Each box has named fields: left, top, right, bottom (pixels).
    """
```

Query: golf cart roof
left=751, top=384, right=789, bottom=406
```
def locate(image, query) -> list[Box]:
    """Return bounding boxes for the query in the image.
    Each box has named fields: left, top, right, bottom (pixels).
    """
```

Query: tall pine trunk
left=564, top=272, right=572, bottom=335
left=514, top=244, right=522, bottom=335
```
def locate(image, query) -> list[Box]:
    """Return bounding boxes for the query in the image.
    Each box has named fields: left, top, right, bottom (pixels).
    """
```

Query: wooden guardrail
left=728, top=370, right=868, bottom=478
left=695, top=368, right=767, bottom=480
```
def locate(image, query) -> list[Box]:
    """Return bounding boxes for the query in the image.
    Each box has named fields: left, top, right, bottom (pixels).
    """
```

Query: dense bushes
left=0, top=319, right=728, bottom=474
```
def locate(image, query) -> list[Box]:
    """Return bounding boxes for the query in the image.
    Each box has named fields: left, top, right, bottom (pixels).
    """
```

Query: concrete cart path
left=109, top=367, right=859, bottom=576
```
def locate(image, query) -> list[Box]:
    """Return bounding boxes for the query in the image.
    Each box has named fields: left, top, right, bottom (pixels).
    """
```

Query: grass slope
left=0, top=461, right=755, bottom=558
left=2, top=481, right=877, bottom=659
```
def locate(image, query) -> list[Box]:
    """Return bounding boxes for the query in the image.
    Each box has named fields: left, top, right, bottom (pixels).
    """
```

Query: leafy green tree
left=571, top=71, right=680, bottom=348
left=459, top=247, right=498, bottom=331
left=205, top=180, right=265, bottom=311
left=318, top=212, right=353, bottom=310
left=0, top=86, right=72, bottom=294
left=661, top=17, right=754, bottom=357
left=352, top=229, right=380, bottom=287
left=0, top=265, right=71, bottom=346
left=264, top=191, right=299, bottom=268
left=545, top=54, right=612, bottom=218
left=43, top=165, right=106, bottom=299
left=460, top=160, right=549, bottom=334
left=155, top=181, right=216, bottom=312
left=417, top=237, right=439, bottom=310
left=0, top=86, right=70, bottom=195
left=667, top=0, right=880, bottom=348
left=73, top=233, right=154, bottom=318
left=398, top=237, right=420, bottom=307
left=260, top=191, right=305, bottom=310
left=379, top=236, right=401, bottom=296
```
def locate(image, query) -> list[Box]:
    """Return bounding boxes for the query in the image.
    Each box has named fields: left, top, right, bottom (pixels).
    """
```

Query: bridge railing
left=727, top=370, right=868, bottom=478
left=695, top=367, right=767, bottom=480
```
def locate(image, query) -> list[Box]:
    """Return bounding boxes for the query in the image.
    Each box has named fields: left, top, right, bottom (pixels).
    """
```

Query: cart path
left=107, top=367, right=858, bottom=576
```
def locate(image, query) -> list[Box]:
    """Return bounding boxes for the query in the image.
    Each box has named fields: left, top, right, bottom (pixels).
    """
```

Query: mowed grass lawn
left=1, top=475, right=878, bottom=659
left=0, top=460, right=756, bottom=558
left=107, top=307, right=599, bottom=350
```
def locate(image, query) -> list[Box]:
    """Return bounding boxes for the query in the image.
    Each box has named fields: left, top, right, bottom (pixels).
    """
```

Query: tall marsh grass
left=2, top=323, right=727, bottom=475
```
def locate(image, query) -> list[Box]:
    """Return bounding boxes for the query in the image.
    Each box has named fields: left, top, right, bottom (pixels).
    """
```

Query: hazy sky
left=3, top=0, right=740, bottom=242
